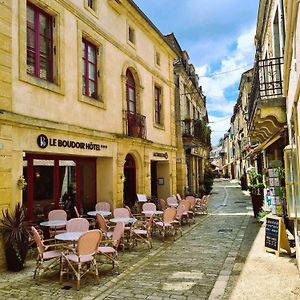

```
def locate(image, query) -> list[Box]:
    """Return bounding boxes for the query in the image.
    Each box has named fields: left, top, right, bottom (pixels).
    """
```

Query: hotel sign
left=153, top=152, right=168, bottom=160
left=37, top=134, right=108, bottom=151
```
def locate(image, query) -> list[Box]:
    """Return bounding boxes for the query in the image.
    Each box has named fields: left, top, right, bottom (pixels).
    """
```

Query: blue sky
left=134, top=0, right=259, bottom=145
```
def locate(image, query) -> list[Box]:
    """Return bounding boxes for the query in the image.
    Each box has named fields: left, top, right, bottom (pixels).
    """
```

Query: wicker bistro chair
left=166, top=196, right=178, bottom=208
left=155, top=207, right=177, bottom=241
left=31, top=226, right=64, bottom=281
left=96, top=213, right=113, bottom=239
left=98, top=222, right=125, bottom=273
left=60, top=229, right=102, bottom=290
left=95, top=202, right=111, bottom=212
left=132, top=215, right=154, bottom=250
left=48, top=209, right=67, bottom=237
left=66, top=218, right=90, bottom=232
left=73, top=206, right=95, bottom=228
left=194, top=195, right=209, bottom=215
left=142, top=202, right=157, bottom=219
left=180, top=199, right=195, bottom=224
left=158, top=198, right=167, bottom=211
left=171, top=203, right=186, bottom=237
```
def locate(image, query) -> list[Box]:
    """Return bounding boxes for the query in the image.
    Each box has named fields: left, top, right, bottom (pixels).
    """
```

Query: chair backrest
left=136, top=194, right=147, bottom=202
left=74, top=206, right=80, bottom=218
left=159, top=198, right=167, bottom=210
left=113, top=207, right=130, bottom=218
left=31, top=226, right=45, bottom=254
left=185, top=195, right=196, bottom=208
left=112, top=222, right=125, bottom=248
left=142, top=202, right=156, bottom=212
left=95, top=202, right=111, bottom=212
left=77, top=230, right=102, bottom=256
left=176, top=204, right=185, bottom=219
left=96, top=213, right=108, bottom=233
left=202, top=195, right=208, bottom=205
left=180, top=200, right=191, bottom=212
left=163, top=207, right=177, bottom=223
left=48, top=209, right=67, bottom=221
left=66, top=218, right=90, bottom=232
left=176, top=193, right=182, bottom=201
left=166, top=196, right=178, bottom=206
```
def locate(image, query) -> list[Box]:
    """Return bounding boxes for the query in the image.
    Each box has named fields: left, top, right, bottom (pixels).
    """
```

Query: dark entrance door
left=123, top=154, right=136, bottom=208
left=151, top=161, right=158, bottom=198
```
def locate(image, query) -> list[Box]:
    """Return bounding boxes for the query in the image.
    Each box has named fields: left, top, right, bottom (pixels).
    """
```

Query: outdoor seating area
left=27, top=196, right=209, bottom=290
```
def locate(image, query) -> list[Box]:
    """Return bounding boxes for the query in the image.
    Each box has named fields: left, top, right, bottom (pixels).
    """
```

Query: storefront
left=15, top=130, right=115, bottom=222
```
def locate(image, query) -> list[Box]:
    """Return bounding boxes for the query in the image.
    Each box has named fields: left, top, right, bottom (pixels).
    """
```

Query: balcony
left=248, top=57, right=286, bottom=144
left=126, top=111, right=146, bottom=139
left=182, top=119, right=211, bottom=147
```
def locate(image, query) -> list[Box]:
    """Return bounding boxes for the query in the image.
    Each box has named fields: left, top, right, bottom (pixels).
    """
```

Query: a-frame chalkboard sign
left=265, top=215, right=291, bottom=256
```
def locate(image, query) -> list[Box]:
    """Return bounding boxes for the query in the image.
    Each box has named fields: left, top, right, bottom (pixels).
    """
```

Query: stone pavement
left=0, top=180, right=299, bottom=299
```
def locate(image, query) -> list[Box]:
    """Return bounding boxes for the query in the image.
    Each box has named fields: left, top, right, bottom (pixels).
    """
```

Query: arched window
left=126, top=69, right=136, bottom=114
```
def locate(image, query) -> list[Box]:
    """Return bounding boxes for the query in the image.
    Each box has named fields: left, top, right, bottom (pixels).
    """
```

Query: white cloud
left=208, top=115, right=232, bottom=146
left=196, top=26, right=255, bottom=103
left=196, top=26, right=256, bottom=145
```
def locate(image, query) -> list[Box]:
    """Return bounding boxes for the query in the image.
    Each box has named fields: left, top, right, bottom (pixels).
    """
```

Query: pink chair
left=96, top=213, right=113, bottom=239
left=132, top=215, right=154, bottom=250
left=166, top=196, right=178, bottom=208
left=48, top=209, right=67, bottom=237
left=171, top=203, right=185, bottom=236
left=60, top=229, right=102, bottom=290
left=142, top=202, right=157, bottom=219
left=95, top=202, right=111, bottom=212
left=155, top=207, right=177, bottom=241
left=159, top=198, right=167, bottom=210
left=98, top=222, right=125, bottom=273
left=66, top=218, right=90, bottom=232
left=113, top=207, right=130, bottom=218
left=31, top=226, right=63, bottom=281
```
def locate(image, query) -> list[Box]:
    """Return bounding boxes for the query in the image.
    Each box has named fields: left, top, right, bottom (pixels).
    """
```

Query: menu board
left=265, top=217, right=279, bottom=250
left=265, top=215, right=291, bottom=256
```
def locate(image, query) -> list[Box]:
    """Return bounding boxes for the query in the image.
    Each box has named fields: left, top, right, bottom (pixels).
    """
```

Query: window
left=128, top=26, right=135, bottom=44
left=27, top=3, right=53, bottom=81
left=126, top=69, right=136, bottom=113
left=88, top=0, right=95, bottom=9
left=154, top=86, right=161, bottom=124
left=82, top=39, right=98, bottom=99
left=155, top=51, right=160, bottom=66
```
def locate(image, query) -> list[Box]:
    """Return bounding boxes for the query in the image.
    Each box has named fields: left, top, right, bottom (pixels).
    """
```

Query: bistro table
left=55, top=231, right=84, bottom=248
left=87, top=210, right=112, bottom=217
left=141, top=210, right=163, bottom=216
left=110, top=217, right=137, bottom=223
left=40, top=220, right=67, bottom=237
left=40, top=220, right=67, bottom=227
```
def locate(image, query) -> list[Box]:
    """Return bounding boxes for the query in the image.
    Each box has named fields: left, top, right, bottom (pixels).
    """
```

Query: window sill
left=79, top=95, right=106, bottom=109
left=20, top=73, right=64, bottom=95
left=154, top=123, right=165, bottom=130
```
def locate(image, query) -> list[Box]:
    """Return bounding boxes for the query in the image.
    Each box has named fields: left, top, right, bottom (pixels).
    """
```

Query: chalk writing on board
left=265, top=217, right=279, bottom=250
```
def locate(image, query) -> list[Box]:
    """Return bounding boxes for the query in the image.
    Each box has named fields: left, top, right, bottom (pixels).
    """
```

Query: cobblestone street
left=0, top=180, right=260, bottom=299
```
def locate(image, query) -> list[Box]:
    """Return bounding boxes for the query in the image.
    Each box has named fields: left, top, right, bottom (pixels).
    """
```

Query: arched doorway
left=123, top=154, right=136, bottom=208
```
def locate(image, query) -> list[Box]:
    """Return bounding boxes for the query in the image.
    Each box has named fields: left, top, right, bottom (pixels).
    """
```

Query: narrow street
left=0, top=180, right=263, bottom=299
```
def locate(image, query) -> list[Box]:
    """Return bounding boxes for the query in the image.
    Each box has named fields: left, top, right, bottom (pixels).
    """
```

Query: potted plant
left=248, top=171, right=265, bottom=217
left=0, top=203, right=30, bottom=271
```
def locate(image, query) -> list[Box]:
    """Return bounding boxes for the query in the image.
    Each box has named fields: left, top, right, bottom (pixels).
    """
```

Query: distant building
left=165, top=33, right=211, bottom=196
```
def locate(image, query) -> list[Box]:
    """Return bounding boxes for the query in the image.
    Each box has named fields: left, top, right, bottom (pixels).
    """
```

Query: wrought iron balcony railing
left=126, top=111, right=146, bottom=139
left=248, top=56, right=284, bottom=122
left=182, top=119, right=211, bottom=146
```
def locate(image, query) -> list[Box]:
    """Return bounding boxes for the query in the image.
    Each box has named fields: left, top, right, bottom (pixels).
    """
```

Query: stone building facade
left=0, top=0, right=178, bottom=268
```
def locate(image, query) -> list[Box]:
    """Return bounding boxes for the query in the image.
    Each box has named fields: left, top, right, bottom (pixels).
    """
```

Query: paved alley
left=0, top=180, right=299, bottom=300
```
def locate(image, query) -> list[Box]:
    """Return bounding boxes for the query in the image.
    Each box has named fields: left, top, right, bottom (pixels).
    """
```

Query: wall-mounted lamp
left=17, top=175, right=27, bottom=190
left=120, top=174, right=126, bottom=183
